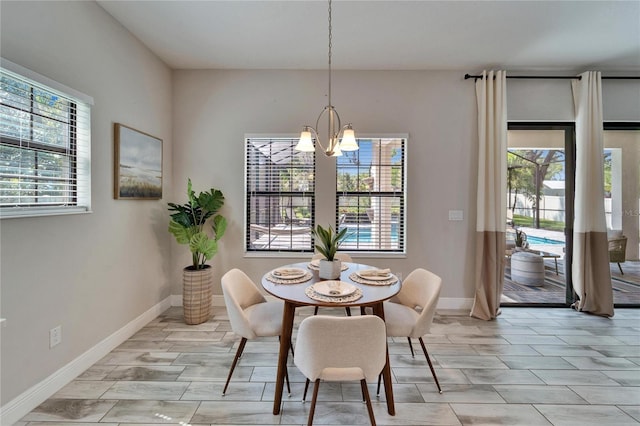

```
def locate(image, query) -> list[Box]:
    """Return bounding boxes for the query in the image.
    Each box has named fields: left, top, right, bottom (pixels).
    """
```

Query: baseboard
left=0, top=296, right=172, bottom=426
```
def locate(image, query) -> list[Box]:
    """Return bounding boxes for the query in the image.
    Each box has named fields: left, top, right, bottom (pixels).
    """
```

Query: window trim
left=0, top=58, right=93, bottom=219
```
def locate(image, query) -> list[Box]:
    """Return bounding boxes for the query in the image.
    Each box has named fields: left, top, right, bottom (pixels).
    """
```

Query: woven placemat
left=307, top=262, right=349, bottom=271
left=265, top=271, right=313, bottom=284
left=305, top=285, right=363, bottom=303
left=349, top=272, right=398, bottom=286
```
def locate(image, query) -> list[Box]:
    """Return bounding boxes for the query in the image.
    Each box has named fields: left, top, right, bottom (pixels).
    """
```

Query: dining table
left=261, top=260, right=401, bottom=416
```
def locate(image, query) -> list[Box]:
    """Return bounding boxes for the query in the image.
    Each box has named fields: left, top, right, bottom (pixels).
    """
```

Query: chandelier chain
left=328, top=0, right=332, bottom=106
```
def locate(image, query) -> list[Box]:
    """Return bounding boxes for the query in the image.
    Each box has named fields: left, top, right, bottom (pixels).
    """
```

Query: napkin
left=358, top=268, right=391, bottom=277
left=273, top=268, right=302, bottom=277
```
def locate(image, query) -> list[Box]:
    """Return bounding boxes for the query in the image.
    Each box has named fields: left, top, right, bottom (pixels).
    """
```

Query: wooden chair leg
left=302, top=378, right=310, bottom=401
left=419, top=337, right=442, bottom=393
left=307, top=379, right=321, bottom=426
left=376, top=373, right=382, bottom=396
left=345, top=307, right=352, bottom=316
left=361, top=379, right=376, bottom=426
left=223, top=337, right=247, bottom=395
left=618, top=262, right=624, bottom=274
left=314, top=306, right=319, bottom=315
left=408, top=337, right=415, bottom=357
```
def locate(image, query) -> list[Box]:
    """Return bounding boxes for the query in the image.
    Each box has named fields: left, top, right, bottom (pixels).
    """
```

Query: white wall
left=0, top=0, right=173, bottom=407
left=172, top=70, right=479, bottom=301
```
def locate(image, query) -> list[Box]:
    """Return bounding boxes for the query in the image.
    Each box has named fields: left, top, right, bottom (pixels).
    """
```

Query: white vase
left=318, top=259, right=342, bottom=279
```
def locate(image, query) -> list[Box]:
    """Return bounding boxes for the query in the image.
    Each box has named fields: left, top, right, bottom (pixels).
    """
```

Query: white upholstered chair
left=221, top=268, right=289, bottom=395
left=379, top=268, right=442, bottom=394
left=294, top=315, right=387, bottom=426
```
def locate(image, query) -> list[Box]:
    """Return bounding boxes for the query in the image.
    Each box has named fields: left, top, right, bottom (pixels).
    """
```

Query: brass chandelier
left=294, top=0, right=358, bottom=157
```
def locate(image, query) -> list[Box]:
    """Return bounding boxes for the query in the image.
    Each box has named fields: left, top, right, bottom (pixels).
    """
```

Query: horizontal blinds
left=336, top=138, right=406, bottom=252
left=245, top=137, right=315, bottom=252
left=0, top=63, right=91, bottom=213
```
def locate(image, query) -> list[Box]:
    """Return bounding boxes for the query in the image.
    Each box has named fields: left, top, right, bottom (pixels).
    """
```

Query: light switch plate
left=448, top=210, right=464, bottom=221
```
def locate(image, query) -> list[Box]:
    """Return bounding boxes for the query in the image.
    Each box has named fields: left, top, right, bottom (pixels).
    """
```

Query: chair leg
left=618, top=262, right=624, bottom=275
left=407, top=337, right=415, bottom=357
left=307, top=379, right=321, bottom=426
left=285, top=366, right=291, bottom=396
left=314, top=306, right=319, bottom=315
left=302, top=378, right=310, bottom=401
left=376, top=373, right=382, bottom=396
left=345, top=307, right=352, bottom=316
left=419, top=337, right=442, bottom=393
left=361, top=379, right=376, bottom=426
left=222, top=337, right=247, bottom=395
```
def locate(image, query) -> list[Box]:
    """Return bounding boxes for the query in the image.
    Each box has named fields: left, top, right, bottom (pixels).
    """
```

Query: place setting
left=265, top=267, right=313, bottom=284
left=305, top=280, right=363, bottom=303
left=349, top=268, right=398, bottom=286
left=307, top=258, right=349, bottom=271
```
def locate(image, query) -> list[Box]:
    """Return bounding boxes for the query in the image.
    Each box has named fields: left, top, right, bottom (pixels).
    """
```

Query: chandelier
left=295, top=0, right=358, bottom=157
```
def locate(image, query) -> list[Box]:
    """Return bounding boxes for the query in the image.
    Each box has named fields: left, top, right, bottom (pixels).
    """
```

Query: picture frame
left=114, top=123, right=163, bottom=199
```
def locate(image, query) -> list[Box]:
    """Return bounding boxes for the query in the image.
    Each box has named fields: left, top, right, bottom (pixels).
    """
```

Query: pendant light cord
left=327, top=0, right=332, bottom=108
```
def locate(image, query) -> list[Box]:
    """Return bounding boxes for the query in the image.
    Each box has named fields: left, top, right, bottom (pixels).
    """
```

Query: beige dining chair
left=294, top=315, right=387, bottom=426
left=311, top=253, right=354, bottom=316
left=221, top=268, right=290, bottom=395
left=378, top=268, right=442, bottom=394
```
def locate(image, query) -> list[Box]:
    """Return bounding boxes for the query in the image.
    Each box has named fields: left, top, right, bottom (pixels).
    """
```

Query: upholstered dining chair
left=311, top=253, right=354, bottom=316
left=294, top=315, right=387, bottom=426
left=221, top=268, right=290, bottom=395
left=378, top=268, right=442, bottom=394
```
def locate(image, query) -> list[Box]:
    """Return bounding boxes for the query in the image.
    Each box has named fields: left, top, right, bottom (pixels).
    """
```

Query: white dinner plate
left=356, top=269, right=392, bottom=281
left=271, top=267, right=307, bottom=280
left=312, top=281, right=357, bottom=297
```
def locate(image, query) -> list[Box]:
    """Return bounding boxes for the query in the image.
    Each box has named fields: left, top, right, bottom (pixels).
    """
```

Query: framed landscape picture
left=114, top=123, right=163, bottom=199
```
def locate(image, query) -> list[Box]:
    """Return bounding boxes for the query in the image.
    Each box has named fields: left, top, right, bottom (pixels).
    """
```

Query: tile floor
left=17, top=306, right=640, bottom=425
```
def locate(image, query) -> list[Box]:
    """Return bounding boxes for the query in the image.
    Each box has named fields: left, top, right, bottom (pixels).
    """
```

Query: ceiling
left=97, top=0, right=640, bottom=72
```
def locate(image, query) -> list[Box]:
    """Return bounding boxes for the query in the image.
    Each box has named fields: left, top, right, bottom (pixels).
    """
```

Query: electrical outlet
left=50, top=325, right=62, bottom=348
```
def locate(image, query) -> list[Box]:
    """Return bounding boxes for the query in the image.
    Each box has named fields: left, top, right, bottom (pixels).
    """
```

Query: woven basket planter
left=183, top=265, right=213, bottom=325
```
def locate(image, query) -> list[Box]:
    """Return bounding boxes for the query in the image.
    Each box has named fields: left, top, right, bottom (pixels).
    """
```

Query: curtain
left=571, top=71, right=614, bottom=317
left=471, top=70, right=508, bottom=321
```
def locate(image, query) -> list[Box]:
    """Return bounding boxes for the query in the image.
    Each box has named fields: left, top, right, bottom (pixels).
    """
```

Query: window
left=0, top=59, right=92, bottom=218
left=337, top=137, right=406, bottom=253
left=245, top=136, right=315, bottom=252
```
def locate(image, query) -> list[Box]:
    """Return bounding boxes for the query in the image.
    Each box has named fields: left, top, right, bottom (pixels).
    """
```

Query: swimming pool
left=526, top=235, right=564, bottom=245
left=340, top=224, right=399, bottom=243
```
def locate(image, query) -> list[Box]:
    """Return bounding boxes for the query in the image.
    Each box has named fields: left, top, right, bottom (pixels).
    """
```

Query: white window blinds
left=336, top=137, right=406, bottom=253
left=0, top=59, right=92, bottom=218
left=245, top=136, right=315, bottom=252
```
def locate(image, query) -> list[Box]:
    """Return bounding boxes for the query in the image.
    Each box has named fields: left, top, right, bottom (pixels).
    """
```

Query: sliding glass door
left=503, top=123, right=575, bottom=306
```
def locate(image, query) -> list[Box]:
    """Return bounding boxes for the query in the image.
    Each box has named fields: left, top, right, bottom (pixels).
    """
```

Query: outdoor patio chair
left=609, top=235, right=627, bottom=274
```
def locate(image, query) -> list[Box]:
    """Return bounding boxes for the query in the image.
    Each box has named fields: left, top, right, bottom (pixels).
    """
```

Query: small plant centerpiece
left=313, top=224, right=349, bottom=279
left=514, top=228, right=528, bottom=250
left=168, top=179, right=227, bottom=324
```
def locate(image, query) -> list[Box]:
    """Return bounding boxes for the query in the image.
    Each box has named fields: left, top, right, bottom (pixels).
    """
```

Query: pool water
left=340, top=224, right=399, bottom=243
left=526, top=235, right=564, bottom=245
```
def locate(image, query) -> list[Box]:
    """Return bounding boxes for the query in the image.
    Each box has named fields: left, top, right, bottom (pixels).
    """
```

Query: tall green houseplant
left=168, top=179, right=228, bottom=325
left=168, top=179, right=227, bottom=270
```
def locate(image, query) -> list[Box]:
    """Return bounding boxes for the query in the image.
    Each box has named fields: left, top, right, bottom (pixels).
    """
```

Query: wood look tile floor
left=17, top=306, right=640, bottom=425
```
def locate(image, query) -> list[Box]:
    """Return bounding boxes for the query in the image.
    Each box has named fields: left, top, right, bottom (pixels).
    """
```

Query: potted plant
left=515, top=228, right=528, bottom=250
left=168, top=179, right=227, bottom=324
left=313, top=224, right=349, bottom=279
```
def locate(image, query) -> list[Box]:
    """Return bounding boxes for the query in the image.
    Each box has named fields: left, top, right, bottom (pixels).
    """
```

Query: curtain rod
left=464, top=73, right=640, bottom=81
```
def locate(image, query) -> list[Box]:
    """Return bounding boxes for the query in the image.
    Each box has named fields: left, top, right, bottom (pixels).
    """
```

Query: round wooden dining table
left=261, top=261, right=401, bottom=416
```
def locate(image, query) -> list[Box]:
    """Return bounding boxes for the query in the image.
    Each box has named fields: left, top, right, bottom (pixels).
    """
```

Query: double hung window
left=0, top=60, right=92, bottom=218
left=245, top=136, right=315, bottom=252
left=337, top=137, right=406, bottom=253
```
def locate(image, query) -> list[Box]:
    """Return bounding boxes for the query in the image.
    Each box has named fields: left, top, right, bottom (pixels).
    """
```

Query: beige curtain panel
left=571, top=71, right=614, bottom=317
left=471, top=70, right=507, bottom=321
